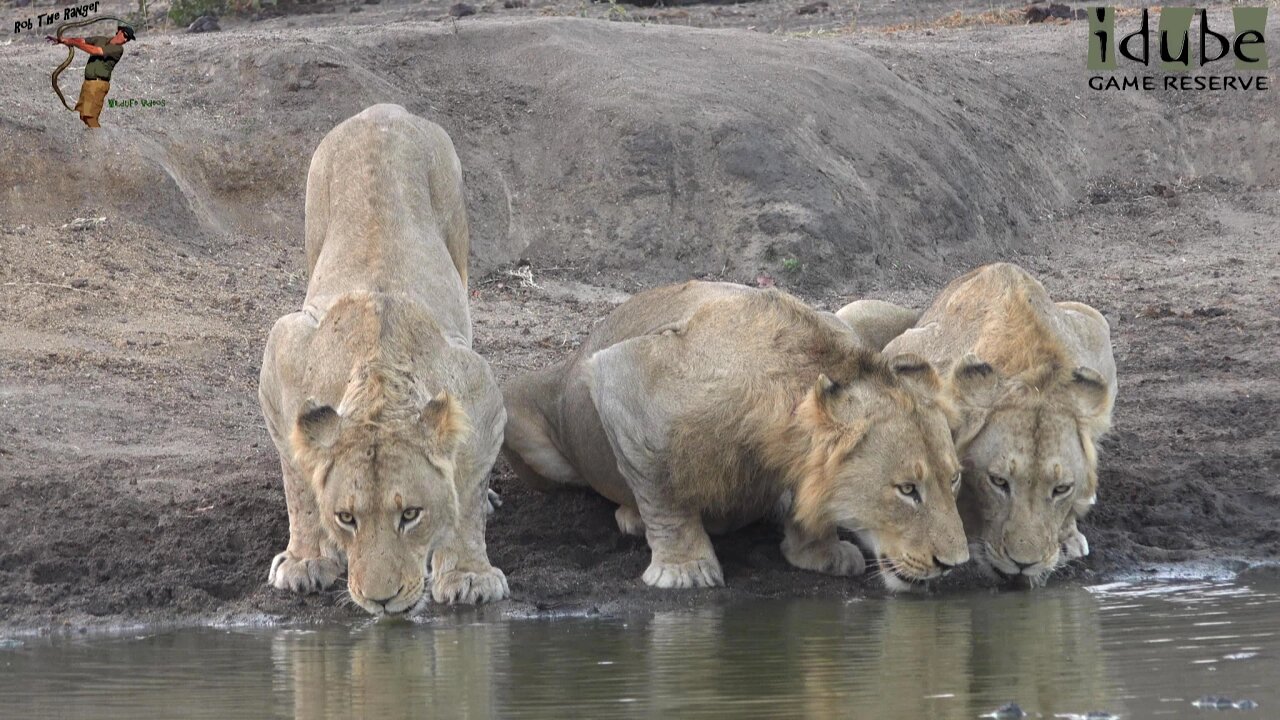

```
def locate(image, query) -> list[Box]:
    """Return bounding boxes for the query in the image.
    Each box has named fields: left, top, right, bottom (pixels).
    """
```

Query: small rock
left=187, top=15, right=220, bottom=33
left=1024, top=3, right=1073, bottom=23
left=796, top=1, right=827, bottom=14
left=1236, top=699, right=1259, bottom=710
left=70, top=278, right=89, bottom=289
left=754, top=273, right=775, bottom=289
left=502, top=0, right=527, bottom=6
left=1193, top=696, right=1237, bottom=709
left=988, top=703, right=1026, bottom=719
left=62, top=216, right=106, bottom=231
left=449, top=2, right=476, bottom=16
left=1047, top=3, right=1072, bottom=19
left=1138, top=303, right=1174, bottom=319
left=1192, top=306, right=1229, bottom=318
left=1152, top=183, right=1176, bottom=198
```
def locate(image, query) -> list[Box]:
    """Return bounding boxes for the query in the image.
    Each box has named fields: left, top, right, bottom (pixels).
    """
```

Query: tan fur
left=843, top=263, right=1116, bottom=585
left=503, top=281, right=969, bottom=590
left=259, top=105, right=507, bottom=613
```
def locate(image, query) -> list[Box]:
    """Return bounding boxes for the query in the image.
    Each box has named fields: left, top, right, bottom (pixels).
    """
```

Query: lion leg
left=502, top=372, right=585, bottom=492
left=635, top=503, right=724, bottom=589
left=781, top=518, right=866, bottom=577
left=268, top=455, right=343, bottom=594
left=431, top=471, right=509, bottom=605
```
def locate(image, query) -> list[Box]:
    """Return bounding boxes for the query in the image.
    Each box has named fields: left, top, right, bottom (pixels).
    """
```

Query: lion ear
left=1071, top=366, right=1111, bottom=421
left=801, top=374, right=841, bottom=424
left=293, top=400, right=340, bottom=466
left=420, top=390, right=470, bottom=459
left=888, top=353, right=941, bottom=397
left=950, top=353, right=999, bottom=407
left=814, top=372, right=838, bottom=405
left=947, top=353, right=1000, bottom=448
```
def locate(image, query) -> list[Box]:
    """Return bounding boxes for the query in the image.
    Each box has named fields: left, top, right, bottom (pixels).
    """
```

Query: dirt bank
left=0, top=10, right=1277, bottom=630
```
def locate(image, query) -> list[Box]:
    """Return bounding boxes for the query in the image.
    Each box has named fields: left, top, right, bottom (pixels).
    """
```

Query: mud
left=0, top=6, right=1277, bottom=630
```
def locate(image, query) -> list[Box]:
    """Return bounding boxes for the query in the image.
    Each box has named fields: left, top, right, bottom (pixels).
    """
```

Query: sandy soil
left=0, top=4, right=1277, bottom=631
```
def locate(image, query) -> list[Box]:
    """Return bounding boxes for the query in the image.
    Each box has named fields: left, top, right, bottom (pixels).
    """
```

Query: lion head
left=291, top=360, right=469, bottom=615
left=948, top=354, right=1111, bottom=585
left=791, top=353, right=970, bottom=591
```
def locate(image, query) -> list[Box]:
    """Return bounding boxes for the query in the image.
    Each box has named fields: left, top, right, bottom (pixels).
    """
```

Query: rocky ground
left=0, top=2, right=1277, bottom=631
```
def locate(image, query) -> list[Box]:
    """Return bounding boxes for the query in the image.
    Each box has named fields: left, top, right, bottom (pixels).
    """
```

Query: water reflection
left=2, top=580, right=1278, bottom=720
left=271, top=589, right=1115, bottom=719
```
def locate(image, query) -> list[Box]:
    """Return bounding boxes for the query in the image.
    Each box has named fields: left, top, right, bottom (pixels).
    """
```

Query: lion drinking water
left=837, top=263, right=1116, bottom=586
left=502, top=281, right=971, bottom=591
left=258, top=104, right=508, bottom=613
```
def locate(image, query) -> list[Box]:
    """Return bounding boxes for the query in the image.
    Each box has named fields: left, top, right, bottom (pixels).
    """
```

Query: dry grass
left=879, top=8, right=1027, bottom=33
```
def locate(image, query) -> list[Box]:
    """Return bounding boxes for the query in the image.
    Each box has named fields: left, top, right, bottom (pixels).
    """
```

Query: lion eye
left=401, top=507, right=422, bottom=524
left=336, top=511, right=356, bottom=527
left=951, top=472, right=962, bottom=492
left=896, top=483, right=919, bottom=500
left=988, top=474, right=1010, bottom=493
left=1052, top=484, right=1074, bottom=498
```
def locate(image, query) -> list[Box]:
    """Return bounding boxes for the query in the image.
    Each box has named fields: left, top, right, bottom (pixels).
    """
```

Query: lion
left=257, top=104, right=508, bottom=614
left=502, top=281, right=971, bottom=591
left=836, top=263, right=1116, bottom=586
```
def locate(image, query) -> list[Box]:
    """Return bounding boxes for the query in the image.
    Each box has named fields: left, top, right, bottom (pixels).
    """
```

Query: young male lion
left=837, top=263, right=1116, bottom=586
left=258, top=104, right=508, bottom=614
left=503, top=281, right=971, bottom=591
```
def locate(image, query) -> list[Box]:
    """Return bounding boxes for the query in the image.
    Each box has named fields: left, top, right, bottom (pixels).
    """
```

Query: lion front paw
left=615, top=505, right=646, bottom=537
left=642, top=556, right=725, bottom=589
left=268, top=551, right=342, bottom=594
left=1061, top=526, right=1090, bottom=560
left=782, top=538, right=866, bottom=577
left=485, top=488, right=503, bottom=516
left=431, top=565, right=510, bottom=605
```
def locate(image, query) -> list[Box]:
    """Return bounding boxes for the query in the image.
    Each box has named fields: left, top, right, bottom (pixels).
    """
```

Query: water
left=2, top=578, right=1277, bottom=719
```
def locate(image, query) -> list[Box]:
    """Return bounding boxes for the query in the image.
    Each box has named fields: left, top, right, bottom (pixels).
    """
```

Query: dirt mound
left=5, top=18, right=1093, bottom=289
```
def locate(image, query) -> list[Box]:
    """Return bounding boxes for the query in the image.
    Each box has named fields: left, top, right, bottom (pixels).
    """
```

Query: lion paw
left=615, top=505, right=646, bottom=537
left=485, top=488, right=503, bottom=516
left=431, top=565, right=510, bottom=605
left=782, top=538, right=866, bottom=577
left=642, top=557, right=724, bottom=589
left=268, top=551, right=342, bottom=594
left=1061, top=526, right=1090, bottom=560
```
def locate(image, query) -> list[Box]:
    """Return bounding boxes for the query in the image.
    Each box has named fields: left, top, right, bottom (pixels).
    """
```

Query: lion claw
left=268, top=551, right=342, bottom=594
left=642, top=557, right=725, bottom=589
left=431, top=566, right=509, bottom=604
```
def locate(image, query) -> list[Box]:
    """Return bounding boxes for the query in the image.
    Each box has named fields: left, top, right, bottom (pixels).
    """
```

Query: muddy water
left=2, top=578, right=1277, bottom=719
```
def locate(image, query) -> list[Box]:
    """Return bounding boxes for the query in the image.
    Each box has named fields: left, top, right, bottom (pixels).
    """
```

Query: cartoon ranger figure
left=46, top=24, right=135, bottom=128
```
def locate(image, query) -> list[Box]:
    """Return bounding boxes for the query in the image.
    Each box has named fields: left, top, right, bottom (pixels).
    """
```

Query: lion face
left=839, top=411, right=969, bottom=591
left=948, top=359, right=1110, bottom=586
left=293, top=391, right=466, bottom=616
left=797, top=356, right=970, bottom=592
left=961, top=405, right=1088, bottom=585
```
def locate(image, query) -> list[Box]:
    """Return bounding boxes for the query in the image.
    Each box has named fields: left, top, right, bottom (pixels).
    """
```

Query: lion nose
left=367, top=585, right=404, bottom=608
